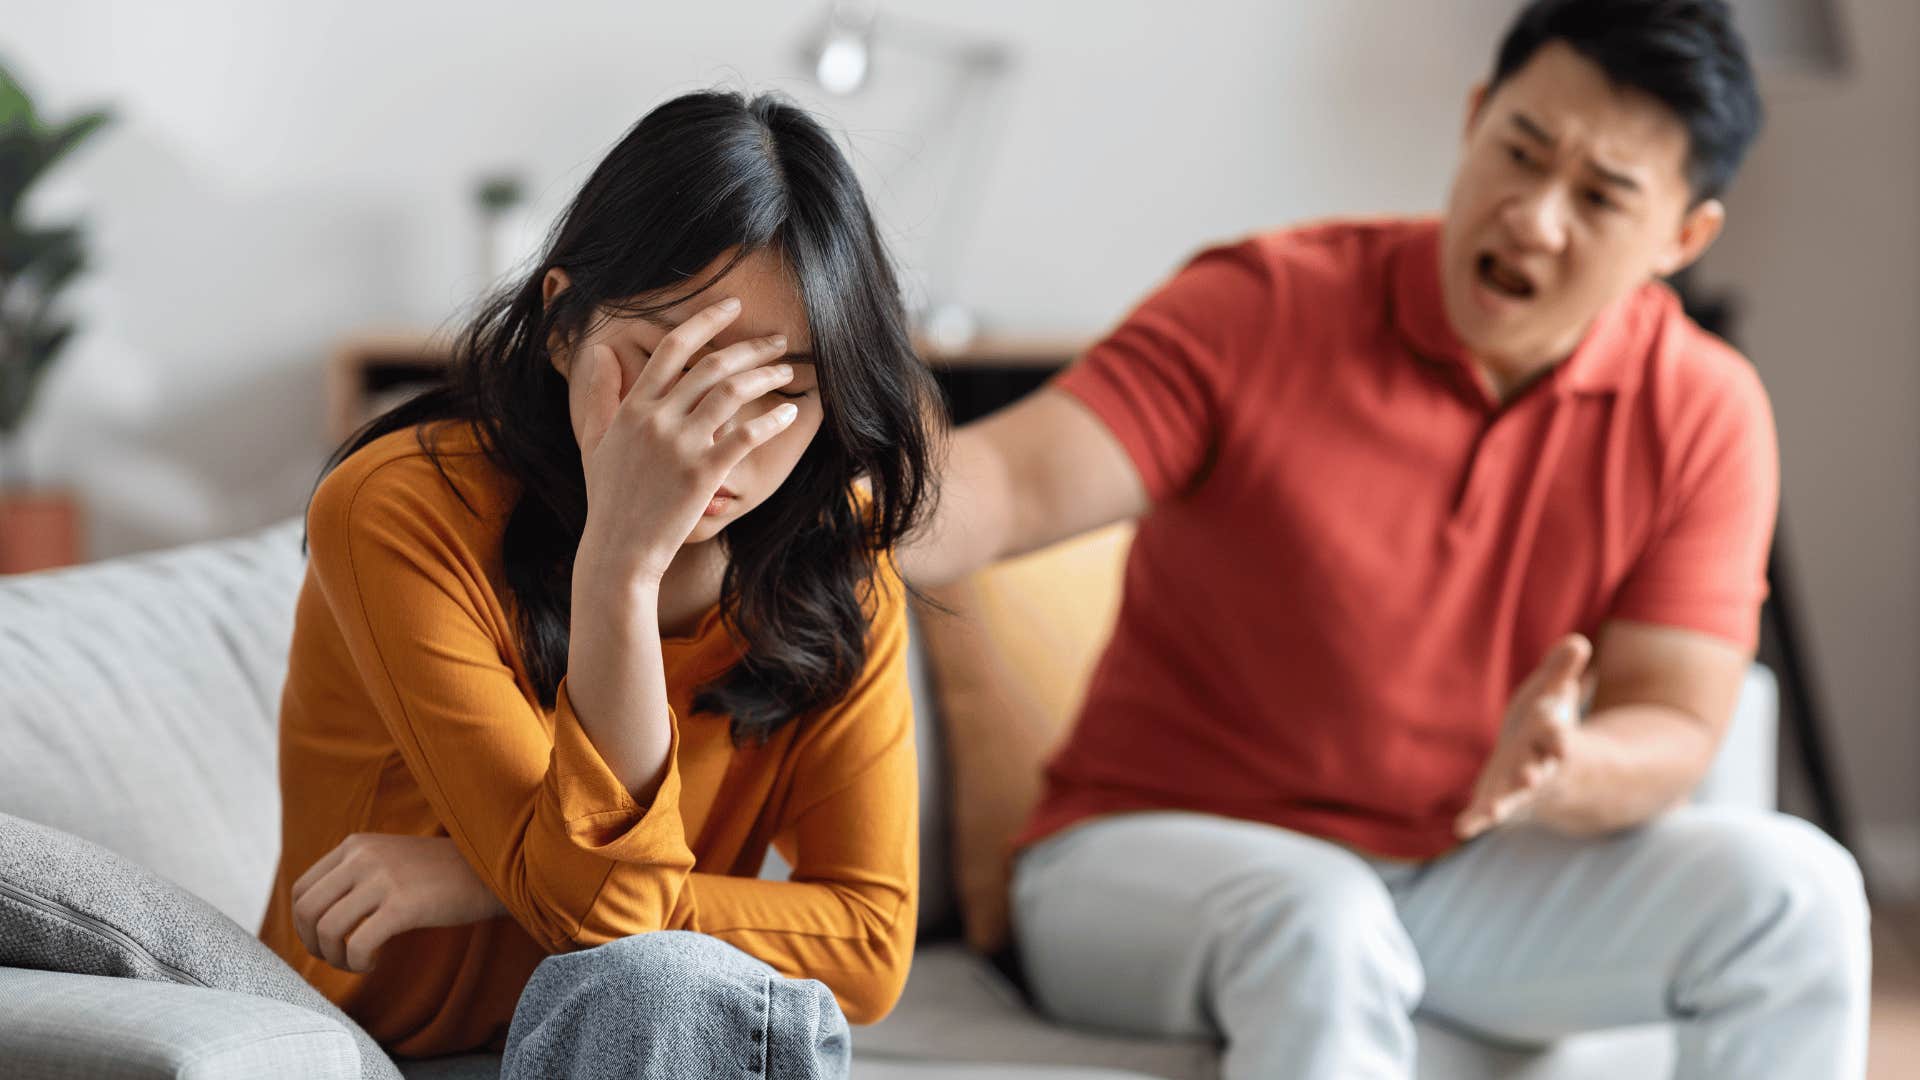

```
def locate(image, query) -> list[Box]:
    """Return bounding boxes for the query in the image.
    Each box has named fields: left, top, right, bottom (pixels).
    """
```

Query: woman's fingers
left=568, top=343, right=623, bottom=456
left=633, top=297, right=743, bottom=398
left=342, top=905, right=404, bottom=973
left=290, top=857, right=356, bottom=959
left=663, top=334, right=789, bottom=415
left=290, top=843, right=346, bottom=908
left=313, top=882, right=384, bottom=970
left=686, top=363, right=795, bottom=438
left=713, top=402, right=800, bottom=465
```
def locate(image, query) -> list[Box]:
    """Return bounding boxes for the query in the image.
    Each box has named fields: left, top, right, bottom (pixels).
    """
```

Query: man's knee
left=1683, top=812, right=1869, bottom=994
left=1211, top=847, right=1424, bottom=1011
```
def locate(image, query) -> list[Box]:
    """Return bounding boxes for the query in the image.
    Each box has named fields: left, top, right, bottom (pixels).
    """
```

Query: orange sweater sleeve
left=307, top=452, right=917, bottom=1023
left=684, top=575, right=919, bottom=1022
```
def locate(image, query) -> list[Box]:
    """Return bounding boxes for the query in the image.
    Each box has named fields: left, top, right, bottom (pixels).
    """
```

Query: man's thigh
left=1010, top=810, right=1417, bottom=1039
left=1396, top=805, right=1862, bottom=1043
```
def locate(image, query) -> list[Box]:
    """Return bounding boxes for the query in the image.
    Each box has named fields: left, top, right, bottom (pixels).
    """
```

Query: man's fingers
left=1542, top=633, right=1593, bottom=691
left=1486, top=785, right=1539, bottom=827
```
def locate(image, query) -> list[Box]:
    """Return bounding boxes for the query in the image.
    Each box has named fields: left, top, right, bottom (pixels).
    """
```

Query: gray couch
left=0, top=520, right=1783, bottom=1079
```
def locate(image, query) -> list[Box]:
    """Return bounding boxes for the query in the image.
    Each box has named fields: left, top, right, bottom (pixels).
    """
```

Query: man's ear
left=543, top=268, right=571, bottom=376
left=1464, top=81, right=1489, bottom=140
left=1655, top=198, right=1726, bottom=277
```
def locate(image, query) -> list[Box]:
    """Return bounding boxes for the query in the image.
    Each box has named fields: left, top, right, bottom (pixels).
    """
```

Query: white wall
left=1698, top=0, right=1920, bottom=890
left=5, top=1, right=1915, bottom=883
left=1, top=0, right=1513, bottom=552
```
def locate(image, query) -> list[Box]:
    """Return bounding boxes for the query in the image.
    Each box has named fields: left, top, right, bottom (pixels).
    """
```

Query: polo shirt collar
left=1389, top=218, right=1641, bottom=401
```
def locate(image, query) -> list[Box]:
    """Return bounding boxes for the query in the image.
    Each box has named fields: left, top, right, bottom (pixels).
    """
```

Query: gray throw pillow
left=0, top=811, right=402, bottom=1080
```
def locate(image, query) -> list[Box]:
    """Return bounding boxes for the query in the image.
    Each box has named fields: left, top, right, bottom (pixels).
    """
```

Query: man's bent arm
left=1538, top=619, right=1752, bottom=834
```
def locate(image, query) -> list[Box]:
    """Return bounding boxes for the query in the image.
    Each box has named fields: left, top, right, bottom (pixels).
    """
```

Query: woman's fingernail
left=776, top=403, right=798, bottom=423
left=769, top=334, right=787, bottom=350
left=719, top=297, right=742, bottom=312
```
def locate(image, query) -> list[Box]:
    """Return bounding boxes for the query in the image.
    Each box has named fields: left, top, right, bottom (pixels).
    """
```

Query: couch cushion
left=854, top=944, right=1218, bottom=1080
left=915, top=526, right=1132, bottom=954
left=0, top=967, right=362, bottom=1080
left=0, top=519, right=307, bottom=928
left=906, top=608, right=958, bottom=936
left=0, top=811, right=400, bottom=1080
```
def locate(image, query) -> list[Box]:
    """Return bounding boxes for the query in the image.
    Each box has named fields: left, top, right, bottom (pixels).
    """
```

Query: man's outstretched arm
left=901, top=386, right=1149, bottom=587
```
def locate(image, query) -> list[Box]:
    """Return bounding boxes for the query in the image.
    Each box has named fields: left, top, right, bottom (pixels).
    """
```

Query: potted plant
left=0, top=60, right=109, bottom=573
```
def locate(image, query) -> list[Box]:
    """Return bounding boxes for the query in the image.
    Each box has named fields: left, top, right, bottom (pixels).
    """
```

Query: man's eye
left=1506, top=144, right=1536, bottom=169
left=1584, top=189, right=1616, bottom=212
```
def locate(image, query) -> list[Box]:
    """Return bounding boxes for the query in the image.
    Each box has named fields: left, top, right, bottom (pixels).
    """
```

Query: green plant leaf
left=0, top=320, right=72, bottom=435
left=0, top=59, right=36, bottom=130
left=0, top=223, right=82, bottom=280
left=39, top=110, right=110, bottom=178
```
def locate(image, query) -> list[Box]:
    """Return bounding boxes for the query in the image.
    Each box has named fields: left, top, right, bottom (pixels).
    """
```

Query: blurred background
left=0, top=0, right=1911, bottom=900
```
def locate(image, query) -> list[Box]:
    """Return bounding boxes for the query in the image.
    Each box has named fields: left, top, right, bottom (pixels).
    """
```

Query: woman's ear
left=542, top=267, right=571, bottom=307
left=543, top=268, right=572, bottom=376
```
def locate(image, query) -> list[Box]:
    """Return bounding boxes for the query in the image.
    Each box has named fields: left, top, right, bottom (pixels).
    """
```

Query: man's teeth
left=1484, top=257, right=1532, bottom=297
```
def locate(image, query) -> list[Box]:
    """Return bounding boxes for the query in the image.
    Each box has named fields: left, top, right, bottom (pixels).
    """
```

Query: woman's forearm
left=565, top=530, right=676, bottom=803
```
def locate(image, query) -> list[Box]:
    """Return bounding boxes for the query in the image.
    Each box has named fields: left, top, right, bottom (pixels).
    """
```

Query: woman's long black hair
left=321, top=90, right=940, bottom=745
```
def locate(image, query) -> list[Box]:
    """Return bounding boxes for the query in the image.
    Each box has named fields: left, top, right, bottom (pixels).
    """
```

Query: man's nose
left=1501, top=183, right=1570, bottom=255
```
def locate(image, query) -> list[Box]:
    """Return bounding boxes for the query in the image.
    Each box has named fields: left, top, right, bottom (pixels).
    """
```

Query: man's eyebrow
left=1586, top=160, right=1642, bottom=194
left=1511, top=112, right=1555, bottom=147
left=1509, top=112, right=1642, bottom=194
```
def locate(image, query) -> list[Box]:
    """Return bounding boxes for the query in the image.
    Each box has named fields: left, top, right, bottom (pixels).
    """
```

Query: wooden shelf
left=328, top=328, right=1089, bottom=442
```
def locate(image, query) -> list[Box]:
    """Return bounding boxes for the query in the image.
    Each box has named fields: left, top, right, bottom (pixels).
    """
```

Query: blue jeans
left=502, top=930, right=850, bottom=1080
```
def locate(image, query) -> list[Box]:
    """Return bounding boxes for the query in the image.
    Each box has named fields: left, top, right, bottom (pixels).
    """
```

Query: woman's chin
left=684, top=516, right=730, bottom=545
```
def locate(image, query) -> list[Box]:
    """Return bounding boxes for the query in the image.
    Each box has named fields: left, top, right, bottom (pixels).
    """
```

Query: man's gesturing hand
left=1455, top=633, right=1594, bottom=841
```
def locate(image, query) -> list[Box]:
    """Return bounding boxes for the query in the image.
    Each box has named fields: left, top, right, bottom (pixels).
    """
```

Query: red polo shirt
left=1016, top=217, right=1779, bottom=860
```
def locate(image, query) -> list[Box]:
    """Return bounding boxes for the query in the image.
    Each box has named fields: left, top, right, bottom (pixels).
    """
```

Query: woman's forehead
left=661, top=248, right=813, bottom=350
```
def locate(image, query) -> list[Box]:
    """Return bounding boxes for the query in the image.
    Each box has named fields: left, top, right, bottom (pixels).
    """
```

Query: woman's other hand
left=290, top=833, right=505, bottom=973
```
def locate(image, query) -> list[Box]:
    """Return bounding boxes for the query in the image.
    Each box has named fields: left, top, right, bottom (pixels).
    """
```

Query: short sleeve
left=1052, top=239, right=1278, bottom=502
left=1611, top=360, right=1780, bottom=650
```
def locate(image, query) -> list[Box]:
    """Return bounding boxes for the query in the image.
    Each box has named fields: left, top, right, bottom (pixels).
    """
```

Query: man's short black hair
left=1491, top=0, right=1763, bottom=202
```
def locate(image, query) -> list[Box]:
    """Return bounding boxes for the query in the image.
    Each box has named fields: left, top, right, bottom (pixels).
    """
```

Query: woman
left=258, top=90, right=937, bottom=1078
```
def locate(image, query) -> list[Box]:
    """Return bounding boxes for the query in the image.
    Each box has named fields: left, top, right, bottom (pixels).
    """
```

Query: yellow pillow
left=918, top=523, right=1133, bottom=954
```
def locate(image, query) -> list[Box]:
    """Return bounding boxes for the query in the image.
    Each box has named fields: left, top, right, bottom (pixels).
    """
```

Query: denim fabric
left=502, top=930, right=850, bottom=1079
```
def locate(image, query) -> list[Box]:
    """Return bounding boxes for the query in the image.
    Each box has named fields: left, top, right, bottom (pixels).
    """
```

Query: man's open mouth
left=1477, top=252, right=1537, bottom=300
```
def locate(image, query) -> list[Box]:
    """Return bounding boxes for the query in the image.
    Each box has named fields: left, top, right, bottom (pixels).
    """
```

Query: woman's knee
left=507, top=931, right=850, bottom=1080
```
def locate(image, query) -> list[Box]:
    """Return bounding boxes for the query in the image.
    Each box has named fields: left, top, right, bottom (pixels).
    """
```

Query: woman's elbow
left=833, top=934, right=913, bottom=1025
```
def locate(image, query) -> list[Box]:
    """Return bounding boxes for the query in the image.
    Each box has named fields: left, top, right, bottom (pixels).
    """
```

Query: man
left=901, top=1, right=1869, bottom=1076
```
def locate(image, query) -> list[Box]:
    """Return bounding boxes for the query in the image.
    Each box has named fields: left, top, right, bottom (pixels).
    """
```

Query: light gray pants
left=1012, top=807, right=1870, bottom=1080
left=501, top=930, right=850, bottom=1080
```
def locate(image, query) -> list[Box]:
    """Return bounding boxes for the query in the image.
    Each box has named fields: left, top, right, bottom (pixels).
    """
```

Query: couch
left=0, top=519, right=1782, bottom=1078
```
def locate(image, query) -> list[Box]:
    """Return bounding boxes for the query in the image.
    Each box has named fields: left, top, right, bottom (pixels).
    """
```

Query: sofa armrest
left=0, top=966, right=361, bottom=1080
left=1693, top=664, right=1779, bottom=812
